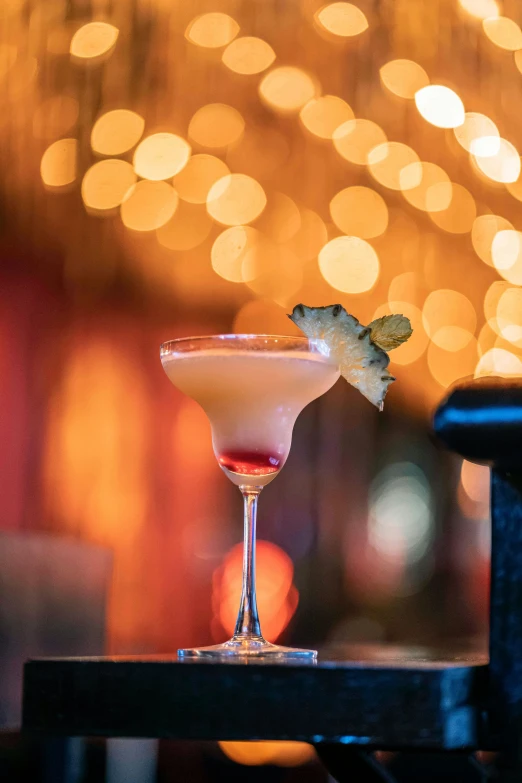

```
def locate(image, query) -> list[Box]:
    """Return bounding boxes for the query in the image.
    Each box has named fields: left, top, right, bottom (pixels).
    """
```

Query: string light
left=333, top=119, right=387, bottom=165
left=120, top=180, right=178, bottom=231
left=329, top=186, right=388, bottom=238
left=185, top=13, right=239, bottom=49
left=300, top=95, right=354, bottom=139
left=379, top=59, right=429, bottom=99
left=259, top=66, right=317, bottom=114
left=133, top=133, right=191, bottom=180
left=207, top=174, right=267, bottom=226
left=314, top=3, right=369, bottom=37
left=40, top=138, right=77, bottom=189
left=222, top=36, right=275, bottom=75
left=70, top=22, right=119, bottom=62
left=414, top=85, right=465, bottom=129
left=91, top=110, right=145, bottom=157
left=318, top=236, right=380, bottom=293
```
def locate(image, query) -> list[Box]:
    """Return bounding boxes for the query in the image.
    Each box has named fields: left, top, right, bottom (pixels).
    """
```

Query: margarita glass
left=160, top=334, right=340, bottom=659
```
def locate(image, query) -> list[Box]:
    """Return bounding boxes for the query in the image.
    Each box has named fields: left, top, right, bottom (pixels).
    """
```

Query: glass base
left=178, top=637, right=317, bottom=660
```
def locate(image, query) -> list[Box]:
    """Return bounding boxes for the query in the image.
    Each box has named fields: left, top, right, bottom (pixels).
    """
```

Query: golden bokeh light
left=414, top=85, right=465, bottom=129
left=506, top=178, right=522, bottom=202
left=472, top=214, right=514, bottom=267
left=300, top=95, right=354, bottom=139
left=422, top=289, right=476, bottom=349
left=222, top=36, right=276, bottom=75
left=233, top=299, right=301, bottom=336
left=255, top=192, right=301, bottom=243
left=188, top=104, right=245, bottom=149
left=40, top=138, right=77, bottom=189
left=91, top=110, right=145, bottom=157
left=33, top=95, right=79, bottom=140
left=428, top=337, right=478, bottom=388
left=81, top=159, right=137, bottom=215
left=318, top=236, right=380, bottom=293
left=244, top=244, right=303, bottom=307
left=379, top=59, right=429, bottom=100
left=475, top=348, right=522, bottom=377
left=207, top=173, right=267, bottom=226
left=372, top=301, right=428, bottom=365
left=388, top=272, right=424, bottom=308
left=429, top=183, right=476, bottom=233
left=368, top=141, right=420, bottom=190
left=285, top=207, right=327, bottom=262
left=219, top=741, right=315, bottom=767
left=120, top=180, right=178, bottom=231
left=453, top=112, right=499, bottom=157
left=133, top=133, right=191, bottom=180
left=491, top=230, right=522, bottom=284
left=172, top=154, right=230, bottom=204
left=400, top=162, right=452, bottom=212
left=496, top=287, right=522, bottom=343
left=315, top=3, right=369, bottom=37
left=156, top=201, right=212, bottom=251
left=484, top=280, right=512, bottom=324
left=461, top=460, right=491, bottom=507
left=329, top=186, right=388, bottom=238
left=185, top=12, right=239, bottom=49
left=333, top=119, right=387, bottom=165
left=458, top=0, right=499, bottom=20
left=70, top=22, right=119, bottom=62
left=473, top=138, right=521, bottom=183
left=483, top=17, right=522, bottom=51
left=259, top=66, right=317, bottom=114
left=212, top=226, right=264, bottom=283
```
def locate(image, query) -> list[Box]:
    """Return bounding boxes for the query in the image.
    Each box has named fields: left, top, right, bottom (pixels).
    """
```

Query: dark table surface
left=23, top=643, right=488, bottom=750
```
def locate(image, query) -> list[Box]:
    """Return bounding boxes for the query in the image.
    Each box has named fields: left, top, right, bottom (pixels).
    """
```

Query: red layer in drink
left=218, top=450, right=282, bottom=476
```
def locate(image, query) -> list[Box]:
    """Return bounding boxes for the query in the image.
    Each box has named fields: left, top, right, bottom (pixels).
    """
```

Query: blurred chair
left=0, top=531, right=112, bottom=781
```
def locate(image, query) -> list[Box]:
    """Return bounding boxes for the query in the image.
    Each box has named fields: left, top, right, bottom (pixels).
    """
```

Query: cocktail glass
left=160, top=334, right=340, bottom=659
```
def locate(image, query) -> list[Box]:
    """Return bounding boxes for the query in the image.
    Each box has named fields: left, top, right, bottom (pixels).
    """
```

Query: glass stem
left=233, top=486, right=263, bottom=640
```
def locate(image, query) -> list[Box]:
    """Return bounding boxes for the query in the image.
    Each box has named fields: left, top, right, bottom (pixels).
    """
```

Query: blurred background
left=1, top=0, right=517, bottom=778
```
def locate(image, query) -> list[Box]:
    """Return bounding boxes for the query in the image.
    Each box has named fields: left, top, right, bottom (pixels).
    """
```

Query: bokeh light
left=40, top=138, right=77, bottom=189
left=214, top=540, right=297, bottom=641
left=188, top=103, right=245, bottom=149
left=233, top=298, right=301, bottom=335
left=70, top=22, right=119, bottom=62
left=333, top=119, right=387, bottom=165
left=429, top=183, right=476, bottom=233
left=453, top=112, right=499, bottom=157
left=133, top=133, right=191, bottom=180
left=255, top=192, right=301, bottom=243
left=33, top=95, right=79, bottom=140
left=484, top=280, right=512, bottom=324
left=473, top=138, right=521, bottom=183
left=472, top=214, right=514, bottom=267
left=314, top=3, right=369, bottom=37
left=81, top=159, right=137, bottom=215
left=475, top=348, right=522, bottom=377
left=318, top=236, right=380, bottom=293
left=91, top=110, right=145, bottom=157
left=414, top=85, right=465, bottom=129
left=222, top=36, right=275, bottom=75
left=156, top=201, right=212, bottom=251
left=185, top=12, right=239, bottom=49
left=207, top=173, right=267, bottom=226
left=379, top=59, right=429, bottom=99
left=428, top=337, right=478, bottom=387
left=285, top=207, right=327, bottom=262
left=372, top=302, right=428, bottom=365
left=491, top=230, right=522, bottom=284
left=300, top=95, right=354, bottom=139
left=400, top=162, right=452, bottom=212
left=211, top=226, right=264, bottom=283
left=329, top=186, right=388, bottom=238
left=461, top=460, right=490, bottom=505
left=368, top=141, right=420, bottom=190
left=369, top=463, right=433, bottom=565
left=120, top=180, right=178, bottom=231
left=422, top=289, right=476, bottom=349
left=172, top=154, right=230, bottom=204
left=482, top=17, right=522, bottom=51
left=496, top=287, right=522, bottom=343
left=219, top=741, right=315, bottom=767
left=244, top=244, right=303, bottom=306
left=458, top=0, right=499, bottom=20
left=259, top=66, right=317, bottom=114
left=388, top=271, right=424, bottom=308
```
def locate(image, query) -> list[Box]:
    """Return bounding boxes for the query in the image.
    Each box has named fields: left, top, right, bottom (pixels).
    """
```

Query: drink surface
left=162, top=349, right=339, bottom=484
